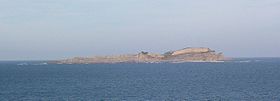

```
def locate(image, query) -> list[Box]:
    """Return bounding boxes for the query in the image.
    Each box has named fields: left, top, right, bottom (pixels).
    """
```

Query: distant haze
left=0, top=0, right=280, bottom=60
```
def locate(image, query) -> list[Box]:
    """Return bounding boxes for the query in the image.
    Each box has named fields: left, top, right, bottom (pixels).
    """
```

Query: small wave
left=32, top=62, right=48, bottom=65
left=17, top=63, right=29, bottom=66
left=17, top=62, right=48, bottom=66
left=234, top=60, right=263, bottom=63
left=253, top=60, right=263, bottom=62
left=238, top=60, right=251, bottom=63
left=228, top=60, right=252, bottom=63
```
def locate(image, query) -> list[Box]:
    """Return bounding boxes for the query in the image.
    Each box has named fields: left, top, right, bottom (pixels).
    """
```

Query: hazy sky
left=0, top=0, right=280, bottom=60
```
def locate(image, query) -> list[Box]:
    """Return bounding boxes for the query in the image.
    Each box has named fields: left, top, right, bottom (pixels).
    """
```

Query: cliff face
left=56, top=47, right=225, bottom=64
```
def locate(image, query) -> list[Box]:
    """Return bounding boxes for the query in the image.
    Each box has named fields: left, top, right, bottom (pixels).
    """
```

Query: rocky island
left=55, top=47, right=225, bottom=64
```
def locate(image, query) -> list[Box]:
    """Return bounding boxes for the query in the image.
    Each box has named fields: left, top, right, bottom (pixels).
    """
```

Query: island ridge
left=55, top=47, right=225, bottom=64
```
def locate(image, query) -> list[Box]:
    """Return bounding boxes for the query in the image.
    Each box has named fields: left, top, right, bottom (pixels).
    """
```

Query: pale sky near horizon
left=0, top=0, right=280, bottom=60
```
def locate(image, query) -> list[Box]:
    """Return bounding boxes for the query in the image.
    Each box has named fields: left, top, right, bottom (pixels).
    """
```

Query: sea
left=0, top=58, right=280, bottom=101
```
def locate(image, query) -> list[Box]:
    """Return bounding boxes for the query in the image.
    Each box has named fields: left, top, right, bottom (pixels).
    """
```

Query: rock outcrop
left=55, top=47, right=225, bottom=64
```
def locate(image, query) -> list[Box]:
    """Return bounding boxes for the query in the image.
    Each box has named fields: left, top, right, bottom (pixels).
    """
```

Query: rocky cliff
left=55, top=47, right=225, bottom=64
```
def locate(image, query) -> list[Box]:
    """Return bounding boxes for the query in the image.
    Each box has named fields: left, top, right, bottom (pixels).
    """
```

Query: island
left=55, top=47, right=225, bottom=64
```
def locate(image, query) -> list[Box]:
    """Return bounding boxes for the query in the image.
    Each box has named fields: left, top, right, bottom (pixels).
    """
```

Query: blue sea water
left=0, top=58, right=280, bottom=101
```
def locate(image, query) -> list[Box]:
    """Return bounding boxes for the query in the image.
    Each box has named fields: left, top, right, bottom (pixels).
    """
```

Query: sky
left=0, top=0, right=280, bottom=60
